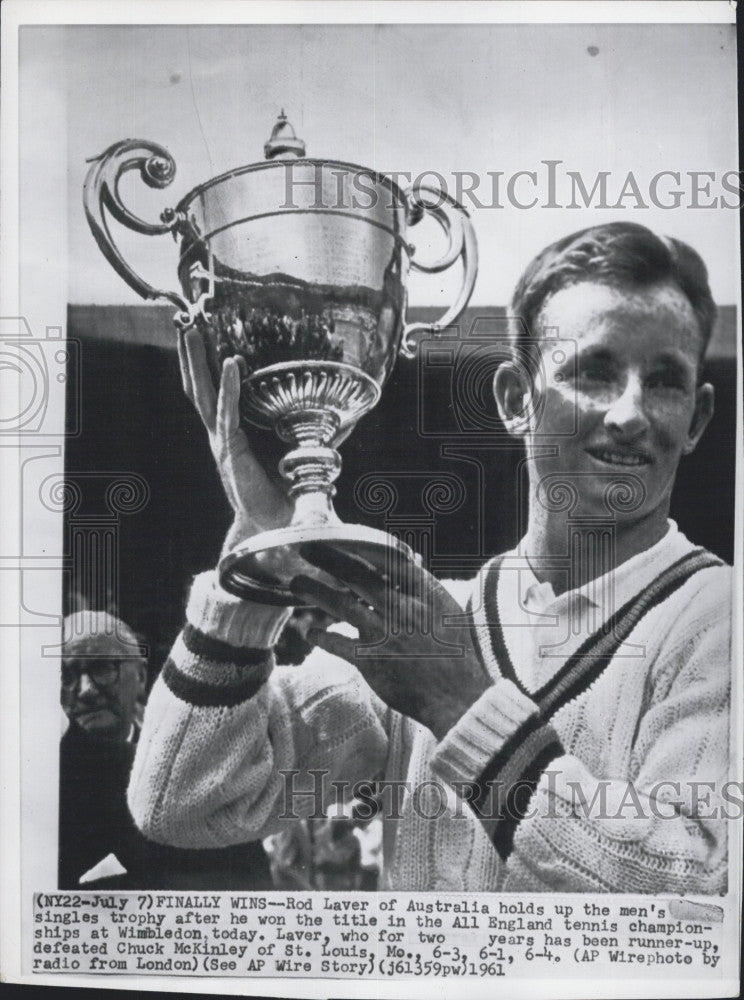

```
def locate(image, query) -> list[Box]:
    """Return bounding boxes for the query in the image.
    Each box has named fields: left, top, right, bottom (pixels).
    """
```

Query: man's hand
left=290, top=543, right=492, bottom=741
left=178, top=330, right=292, bottom=551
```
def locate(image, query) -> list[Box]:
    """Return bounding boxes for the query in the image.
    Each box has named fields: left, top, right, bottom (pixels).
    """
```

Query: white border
left=0, top=0, right=737, bottom=26
left=0, top=2, right=740, bottom=996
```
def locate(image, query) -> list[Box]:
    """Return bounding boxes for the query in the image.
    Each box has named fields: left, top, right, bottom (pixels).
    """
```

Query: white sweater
left=128, top=523, right=732, bottom=893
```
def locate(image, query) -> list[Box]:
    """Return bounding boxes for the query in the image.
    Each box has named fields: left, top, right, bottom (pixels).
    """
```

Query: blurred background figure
left=266, top=819, right=315, bottom=891
left=313, top=816, right=362, bottom=891
left=266, top=805, right=382, bottom=892
left=59, top=610, right=273, bottom=890
left=351, top=795, right=383, bottom=891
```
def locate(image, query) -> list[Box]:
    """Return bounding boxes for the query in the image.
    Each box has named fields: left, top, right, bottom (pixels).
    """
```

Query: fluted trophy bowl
left=84, top=113, right=478, bottom=603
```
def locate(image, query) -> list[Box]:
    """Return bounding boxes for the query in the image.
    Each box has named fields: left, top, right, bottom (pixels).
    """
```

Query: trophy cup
left=84, top=113, right=478, bottom=603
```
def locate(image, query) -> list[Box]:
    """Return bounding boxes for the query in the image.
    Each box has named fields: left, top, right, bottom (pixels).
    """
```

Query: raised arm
left=127, top=334, right=389, bottom=847
left=127, top=572, right=390, bottom=847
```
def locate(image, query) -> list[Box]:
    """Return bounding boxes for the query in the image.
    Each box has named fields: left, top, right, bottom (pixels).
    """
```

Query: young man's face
left=514, top=280, right=713, bottom=528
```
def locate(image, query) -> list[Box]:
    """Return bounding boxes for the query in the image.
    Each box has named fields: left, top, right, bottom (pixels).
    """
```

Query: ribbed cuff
left=472, top=719, right=565, bottom=859
left=430, top=677, right=539, bottom=788
left=186, top=571, right=290, bottom=649
left=155, top=571, right=293, bottom=708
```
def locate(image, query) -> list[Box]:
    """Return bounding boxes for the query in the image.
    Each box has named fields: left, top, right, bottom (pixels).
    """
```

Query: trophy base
left=219, top=523, right=416, bottom=605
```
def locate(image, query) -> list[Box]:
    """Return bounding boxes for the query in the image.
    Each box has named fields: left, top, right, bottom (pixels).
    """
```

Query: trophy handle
left=83, top=139, right=208, bottom=329
left=399, top=184, right=478, bottom=359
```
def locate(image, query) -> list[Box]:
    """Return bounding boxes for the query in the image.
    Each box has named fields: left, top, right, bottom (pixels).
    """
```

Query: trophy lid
left=264, top=110, right=306, bottom=160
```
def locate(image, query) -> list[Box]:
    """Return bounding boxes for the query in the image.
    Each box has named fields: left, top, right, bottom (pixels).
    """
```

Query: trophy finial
left=264, top=110, right=306, bottom=159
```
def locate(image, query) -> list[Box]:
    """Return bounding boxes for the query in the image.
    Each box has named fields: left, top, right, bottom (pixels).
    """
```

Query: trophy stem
left=278, top=409, right=343, bottom=528
left=218, top=362, right=415, bottom=605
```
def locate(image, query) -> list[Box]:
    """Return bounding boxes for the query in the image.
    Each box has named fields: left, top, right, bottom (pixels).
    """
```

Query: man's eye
left=646, top=371, right=686, bottom=391
left=61, top=667, right=78, bottom=687
left=578, top=362, right=614, bottom=383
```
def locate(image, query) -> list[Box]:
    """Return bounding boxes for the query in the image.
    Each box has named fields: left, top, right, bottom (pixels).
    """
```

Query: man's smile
left=73, top=704, right=116, bottom=721
left=585, top=446, right=652, bottom=467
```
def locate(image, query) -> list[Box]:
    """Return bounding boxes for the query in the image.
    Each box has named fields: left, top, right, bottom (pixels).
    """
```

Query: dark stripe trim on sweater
left=182, top=622, right=273, bottom=667
left=484, top=548, right=721, bottom=709
left=483, top=555, right=521, bottom=691
left=162, top=655, right=272, bottom=708
left=537, top=549, right=721, bottom=716
left=492, top=731, right=564, bottom=860
left=468, top=546, right=721, bottom=859
left=468, top=717, right=564, bottom=859
left=476, top=710, right=545, bottom=785
left=467, top=592, right=494, bottom=683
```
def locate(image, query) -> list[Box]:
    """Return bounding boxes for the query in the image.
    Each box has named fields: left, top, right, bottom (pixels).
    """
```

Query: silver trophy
left=84, top=113, right=478, bottom=603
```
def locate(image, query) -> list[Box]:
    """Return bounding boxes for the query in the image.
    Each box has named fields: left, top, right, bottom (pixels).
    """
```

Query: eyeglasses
left=61, top=659, right=122, bottom=690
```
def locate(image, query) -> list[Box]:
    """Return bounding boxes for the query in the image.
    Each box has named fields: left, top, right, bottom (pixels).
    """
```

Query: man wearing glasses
left=60, top=611, right=147, bottom=745
left=59, top=611, right=148, bottom=888
left=59, top=610, right=276, bottom=890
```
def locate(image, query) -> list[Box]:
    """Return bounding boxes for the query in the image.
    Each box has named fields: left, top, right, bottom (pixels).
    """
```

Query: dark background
left=64, top=304, right=737, bottom=676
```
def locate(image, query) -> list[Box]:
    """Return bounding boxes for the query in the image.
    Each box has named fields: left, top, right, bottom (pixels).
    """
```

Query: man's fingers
left=308, top=628, right=357, bottom=663
left=217, top=357, right=242, bottom=439
left=308, top=630, right=397, bottom=701
left=299, top=543, right=389, bottom=607
left=290, top=574, right=378, bottom=633
left=177, top=330, right=194, bottom=402
left=310, top=628, right=420, bottom=720
left=184, top=329, right=217, bottom=430
left=296, top=544, right=452, bottom=636
left=300, top=541, right=433, bottom=605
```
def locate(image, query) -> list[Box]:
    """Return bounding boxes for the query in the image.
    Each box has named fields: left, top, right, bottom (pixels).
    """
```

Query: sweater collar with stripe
left=512, top=519, right=692, bottom=618
left=472, top=520, right=700, bottom=691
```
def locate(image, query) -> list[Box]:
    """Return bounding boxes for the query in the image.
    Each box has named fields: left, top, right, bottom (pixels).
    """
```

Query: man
left=60, top=610, right=274, bottom=890
left=129, top=222, right=733, bottom=893
left=59, top=610, right=148, bottom=887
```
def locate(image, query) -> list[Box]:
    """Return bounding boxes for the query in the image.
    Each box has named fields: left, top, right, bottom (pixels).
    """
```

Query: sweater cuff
left=186, top=571, right=290, bottom=648
left=430, top=677, right=540, bottom=787
left=430, top=678, right=564, bottom=862
left=471, top=718, right=565, bottom=860
left=159, top=572, right=291, bottom=709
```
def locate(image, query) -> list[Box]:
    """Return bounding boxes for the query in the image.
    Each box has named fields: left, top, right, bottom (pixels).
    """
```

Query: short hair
left=62, top=611, right=146, bottom=659
left=509, top=222, right=716, bottom=358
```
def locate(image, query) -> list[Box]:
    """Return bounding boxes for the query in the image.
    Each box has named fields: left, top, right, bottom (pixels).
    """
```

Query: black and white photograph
left=1, top=2, right=741, bottom=996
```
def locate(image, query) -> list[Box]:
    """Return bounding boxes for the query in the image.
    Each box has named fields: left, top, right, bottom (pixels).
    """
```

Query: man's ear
left=493, top=361, right=534, bottom=437
left=135, top=659, right=148, bottom=698
left=683, top=382, right=714, bottom=454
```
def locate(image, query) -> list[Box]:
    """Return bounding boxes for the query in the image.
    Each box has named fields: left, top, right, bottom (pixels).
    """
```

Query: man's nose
left=77, top=671, right=97, bottom=698
left=603, top=374, right=649, bottom=439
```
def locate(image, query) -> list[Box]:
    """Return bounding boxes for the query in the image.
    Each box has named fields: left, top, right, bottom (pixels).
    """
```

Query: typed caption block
left=32, top=892, right=726, bottom=979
